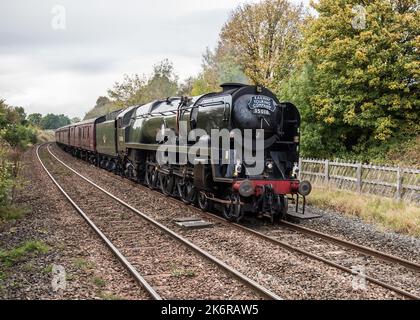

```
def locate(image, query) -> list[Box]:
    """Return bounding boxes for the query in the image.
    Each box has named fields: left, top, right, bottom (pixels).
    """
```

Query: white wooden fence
left=298, top=158, right=420, bottom=204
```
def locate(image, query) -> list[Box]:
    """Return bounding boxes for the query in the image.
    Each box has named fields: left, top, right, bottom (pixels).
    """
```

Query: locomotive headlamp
left=238, top=180, right=254, bottom=197
left=234, top=159, right=242, bottom=176
left=298, top=180, right=312, bottom=196
left=292, top=163, right=299, bottom=178
left=266, top=161, right=274, bottom=170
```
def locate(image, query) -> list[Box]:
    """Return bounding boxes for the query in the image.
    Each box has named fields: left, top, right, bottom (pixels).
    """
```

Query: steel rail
left=278, top=220, right=420, bottom=273
left=200, top=211, right=420, bottom=300
left=119, top=159, right=420, bottom=299
left=36, top=144, right=162, bottom=300
left=46, top=144, right=282, bottom=300
left=90, top=146, right=419, bottom=274
left=112, top=170, right=420, bottom=299
left=128, top=174, right=420, bottom=299
left=48, top=144, right=419, bottom=300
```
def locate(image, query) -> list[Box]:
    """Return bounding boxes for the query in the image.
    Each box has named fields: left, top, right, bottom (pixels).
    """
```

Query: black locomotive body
left=56, top=83, right=311, bottom=222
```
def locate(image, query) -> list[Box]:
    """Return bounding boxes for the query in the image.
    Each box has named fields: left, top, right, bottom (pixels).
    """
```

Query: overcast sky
left=0, top=0, right=308, bottom=118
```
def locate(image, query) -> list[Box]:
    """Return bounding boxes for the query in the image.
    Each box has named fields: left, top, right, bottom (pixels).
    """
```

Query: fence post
left=356, top=163, right=362, bottom=193
left=324, top=159, right=329, bottom=185
left=396, top=167, right=402, bottom=200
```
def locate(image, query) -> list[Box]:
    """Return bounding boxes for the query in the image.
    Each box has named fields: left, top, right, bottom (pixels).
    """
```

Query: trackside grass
left=307, top=187, right=420, bottom=237
left=0, top=241, right=49, bottom=267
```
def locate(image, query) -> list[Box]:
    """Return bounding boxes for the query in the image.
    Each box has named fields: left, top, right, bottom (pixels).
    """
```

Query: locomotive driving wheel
left=145, top=164, right=158, bottom=189
left=159, top=173, right=174, bottom=196
left=197, top=191, right=212, bottom=212
left=125, top=163, right=136, bottom=181
left=222, top=192, right=243, bottom=222
left=91, top=156, right=97, bottom=166
left=176, top=178, right=195, bottom=204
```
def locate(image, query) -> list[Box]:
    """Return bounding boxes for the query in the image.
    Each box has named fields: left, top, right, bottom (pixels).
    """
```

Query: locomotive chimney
left=220, top=83, right=247, bottom=92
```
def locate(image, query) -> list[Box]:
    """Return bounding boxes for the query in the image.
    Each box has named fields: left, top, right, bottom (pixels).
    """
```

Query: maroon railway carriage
left=70, top=119, right=96, bottom=152
left=55, top=117, right=104, bottom=162
left=55, top=125, right=70, bottom=146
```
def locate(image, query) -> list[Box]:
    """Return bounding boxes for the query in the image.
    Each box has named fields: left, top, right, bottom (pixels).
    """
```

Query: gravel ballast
left=48, top=144, right=420, bottom=300
left=0, top=147, right=149, bottom=300
left=39, top=145, right=262, bottom=300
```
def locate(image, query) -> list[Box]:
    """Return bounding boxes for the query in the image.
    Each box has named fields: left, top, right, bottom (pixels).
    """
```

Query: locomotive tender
left=56, top=83, right=311, bottom=222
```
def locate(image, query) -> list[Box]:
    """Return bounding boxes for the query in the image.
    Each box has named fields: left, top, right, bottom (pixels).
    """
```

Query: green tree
left=280, top=64, right=333, bottom=158
left=294, top=0, right=419, bottom=160
left=220, top=0, right=306, bottom=90
left=71, top=117, right=81, bottom=124
left=106, top=74, right=147, bottom=110
left=14, top=107, right=27, bottom=125
left=191, top=48, right=222, bottom=95
left=27, top=113, right=43, bottom=126
left=178, top=76, right=195, bottom=96
left=191, top=45, right=249, bottom=96
left=0, top=101, right=37, bottom=149
left=0, top=101, right=27, bottom=127
left=85, top=60, right=180, bottom=120
left=0, top=101, right=37, bottom=207
left=40, top=114, right=71, bottom=130
left=84, top=96, right=117, bottom=120
left=2, top=124, right=37, bottom=149
left=0, top=141, right=13, bottom=206
left=107, top=59, right=179, bottom=106
left=142, top=59, right=179, bottom=101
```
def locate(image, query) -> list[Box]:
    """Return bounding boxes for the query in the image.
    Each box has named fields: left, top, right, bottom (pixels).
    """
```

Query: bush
left=0, top=144, right=13, bottom=206
left=1, top=124, right=37, bottom=149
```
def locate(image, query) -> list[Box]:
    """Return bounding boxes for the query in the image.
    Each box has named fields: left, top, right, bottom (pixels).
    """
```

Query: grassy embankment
left=308, top=187, right=420, bottom=237
left=36, top=129, right=55, bottom=143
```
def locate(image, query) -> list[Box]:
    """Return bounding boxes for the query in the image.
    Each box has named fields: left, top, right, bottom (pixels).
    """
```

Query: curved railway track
left=37, top=144, right=281, bottom=300
left=46, top=143, right=420, bottom=299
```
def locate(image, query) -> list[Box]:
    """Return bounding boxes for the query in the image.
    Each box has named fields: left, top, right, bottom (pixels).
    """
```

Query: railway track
left=277, top=220, right=420, bottom=272
left=176, top=198, right=420, bottom=300
left=207, top=213, right=420, bottom=300
left=46, top=143, right=420, bottom=299
left=37, top=144, right=281, bottom=300
left=165, top=203, right=420, bottom=300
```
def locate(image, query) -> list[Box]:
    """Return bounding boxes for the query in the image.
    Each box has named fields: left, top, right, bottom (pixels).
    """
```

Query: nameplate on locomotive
left=248, top=96, right=276, bottom=115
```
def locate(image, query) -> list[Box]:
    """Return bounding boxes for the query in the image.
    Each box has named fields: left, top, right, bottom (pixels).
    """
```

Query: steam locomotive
left=55, top=83, right=311, bottom=222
